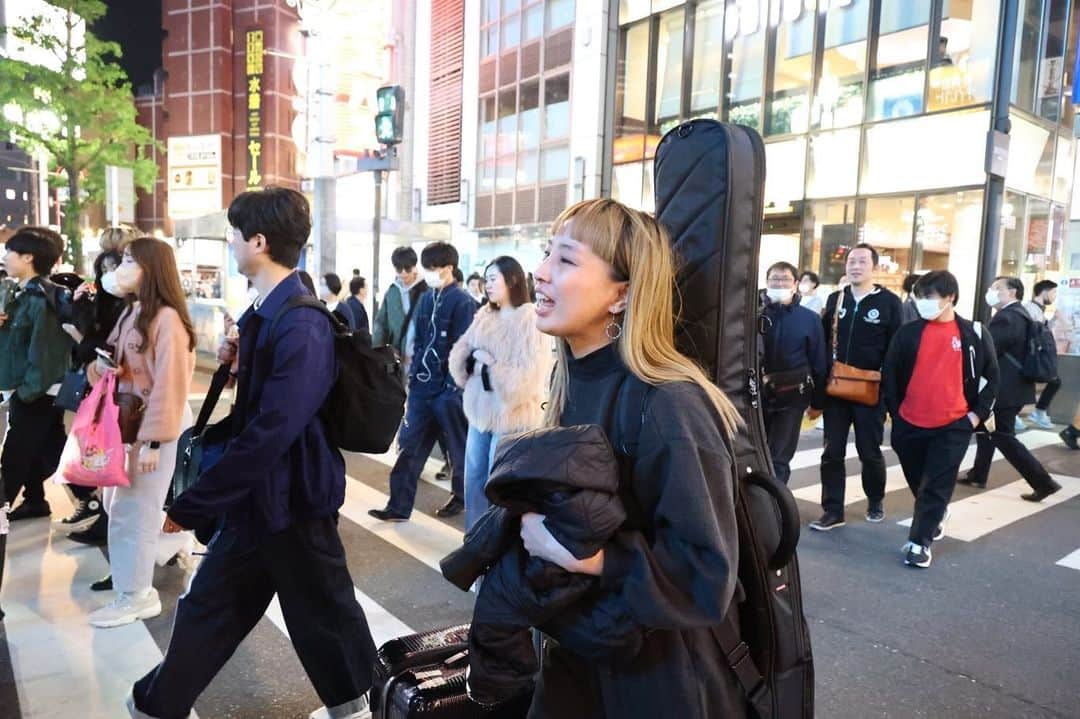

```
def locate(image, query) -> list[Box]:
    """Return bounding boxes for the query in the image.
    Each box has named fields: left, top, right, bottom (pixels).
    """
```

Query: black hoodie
left=822, top=284, right=903, bottom=372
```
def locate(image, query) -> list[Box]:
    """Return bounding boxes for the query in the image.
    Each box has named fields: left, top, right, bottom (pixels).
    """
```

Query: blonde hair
left=543, top=198, right=742, bottom=440
left=99, top=226, right=136, bottom=253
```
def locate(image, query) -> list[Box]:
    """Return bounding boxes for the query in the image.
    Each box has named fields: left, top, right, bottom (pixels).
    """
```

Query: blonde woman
left=448, top=256, right=552, bottom=530
left=86, top=237, right=196, bottom=628
left=519, top=198, right=744, bottom=718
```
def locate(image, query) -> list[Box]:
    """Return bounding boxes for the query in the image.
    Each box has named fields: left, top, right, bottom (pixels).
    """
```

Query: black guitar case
left=653, top=119, right=814, bottom=719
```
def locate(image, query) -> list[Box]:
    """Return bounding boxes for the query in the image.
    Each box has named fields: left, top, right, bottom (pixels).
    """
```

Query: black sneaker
left=53, top=497, right=104, bottom=534
left=956, top=474, right=986, bottom=489
left=68, top=514, right=108, bottom=546
left=1020, top=481, right=1062, bottom=503
left=808, top=513, right=845, bottom=531
left=368, top=507, right=409, bottom=522
left=435, top=461, right=452, bottom=482
left=435, top=496, right=465, bottom=518
left=903, top=542, right=932, bottom=568
left=1060, top=425, right=1079, bottom=451
left=8, top=501, right=51, bottom=522
left=865, top=502, right=885, bottom=523
left=91, top=574, right=113, bottom=592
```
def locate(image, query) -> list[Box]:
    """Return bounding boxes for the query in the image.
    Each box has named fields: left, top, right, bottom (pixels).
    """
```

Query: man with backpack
left=373, top=246, right=427, bottom=374
left=1024, top=279, right=1060, bottom=430
left=130, top=187, right=378, bottom=719
left=369, top=242, right=476, bottom=521
left=0, top=226, right=72, bottom=521
left=808, top=244, right=903, bottom=531
left=957, top=276, right=1061, bottom=502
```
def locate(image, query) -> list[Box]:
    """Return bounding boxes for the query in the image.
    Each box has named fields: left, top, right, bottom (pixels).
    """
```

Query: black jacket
left=988, top=302, right=1037, bottom=409
left=762, top=299, right=827, bottom=409
left=440, top=425, right=625, bottom=706
left=882, top=316, right=999, bottom=425
left=821, top=285, right=903, bottom=372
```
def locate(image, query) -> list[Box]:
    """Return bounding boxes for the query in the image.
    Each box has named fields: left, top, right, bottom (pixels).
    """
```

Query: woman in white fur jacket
left=449, top=256, right=553, bottom=529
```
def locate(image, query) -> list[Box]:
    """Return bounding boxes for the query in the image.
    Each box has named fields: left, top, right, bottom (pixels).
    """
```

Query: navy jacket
left=345, top=296, right=370, bottom=335
left=987, top=302, right=1037, bottom=409
left=168, top=272, right=345, bottom=535
left=409, top=283, right=477, bottom=397
left=762, top=299, right=827, bottom=407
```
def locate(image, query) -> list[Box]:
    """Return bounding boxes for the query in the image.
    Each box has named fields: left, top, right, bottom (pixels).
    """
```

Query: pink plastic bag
left=63, top=372, right=130, bottom=488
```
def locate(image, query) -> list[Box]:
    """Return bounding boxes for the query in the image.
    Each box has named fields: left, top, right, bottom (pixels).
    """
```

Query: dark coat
left=409, top=283, right=477, bottom=397
left=440, top=425, right=626, bottom=706
left=882, top=316, right=999, bottom=425
left=987, top=302, right=1037, bottom=409
left=762, top=299, right=827, bottom=410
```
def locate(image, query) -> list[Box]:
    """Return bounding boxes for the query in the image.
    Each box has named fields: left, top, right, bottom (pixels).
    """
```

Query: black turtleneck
left=561, top=342, right=629, bottom=430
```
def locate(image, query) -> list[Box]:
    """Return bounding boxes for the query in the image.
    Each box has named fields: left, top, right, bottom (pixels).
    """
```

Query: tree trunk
left=63, top=171, right=83, bottom=275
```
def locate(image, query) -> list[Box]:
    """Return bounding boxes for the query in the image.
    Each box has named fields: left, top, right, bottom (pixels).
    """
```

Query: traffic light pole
left=357, top=150, right=399, bottom=317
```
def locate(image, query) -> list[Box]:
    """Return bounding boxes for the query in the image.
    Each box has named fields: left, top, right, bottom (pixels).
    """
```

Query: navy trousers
left=387, top=387, right=468, bottom=516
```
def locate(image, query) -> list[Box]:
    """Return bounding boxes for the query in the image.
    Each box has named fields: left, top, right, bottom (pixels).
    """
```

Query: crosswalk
left=1, top=406, right=1077, bottom=717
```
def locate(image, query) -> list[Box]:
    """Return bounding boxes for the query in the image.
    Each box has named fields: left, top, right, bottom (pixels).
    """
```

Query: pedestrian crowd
left=0, top=187, right=1075, bottom=718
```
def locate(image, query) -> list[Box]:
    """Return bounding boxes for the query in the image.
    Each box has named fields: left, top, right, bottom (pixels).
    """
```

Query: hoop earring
left=605, top=313, right=623, bottom=341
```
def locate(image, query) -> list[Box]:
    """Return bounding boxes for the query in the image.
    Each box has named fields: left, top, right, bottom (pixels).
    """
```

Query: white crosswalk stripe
left=1055, top=548, right=1080, bottom=571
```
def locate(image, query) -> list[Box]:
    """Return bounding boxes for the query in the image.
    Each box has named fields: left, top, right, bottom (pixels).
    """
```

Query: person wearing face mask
left=797, top=270, right=824, bottom=315
left=882, top=271, right=998, bottom=569
left=51, top=248, right=129, bottom=552
left=1025, top=279, right=1061, bottom=430
left=370, top=241, right=477, bottom=521
left=760, top=262, right=827, bottom=485
left=808, top=244, right=903, bottom=531
left=957, top=276, right=1062, bottom=502
left=373, top=247, right=428, bottom=375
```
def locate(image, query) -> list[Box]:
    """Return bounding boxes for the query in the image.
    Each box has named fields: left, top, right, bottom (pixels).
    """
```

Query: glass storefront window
left=520, top=81, right=540, bottom=150
left=497, top=155, right=516, bottom=191
left=914, top=189, right=984, bottom=316
left=764, top=138, right=806, bottom=212
left=806, top=128, right=860, bottom=199
left=612, top=161, right=645, bottom=210
left=482, top=25, right=498, bottom=57
left=1010, top=0, right=1044, bottom=111
left=619, top=0, right=651, bottom=25
left=614, top=22, right=650, bottom=163
left=860, top=109, right=989, bottom=194
left=544, top=74, right=570, bottom=139
left=726, top=0, right=766, bottom=129
left=859, top=195, right=915, bottom=294
left=929, top=0, right=1000, bottom=111
left=501, top=13, right=521, bottom=51
left=497, top=88, right=517, bottom=156
left=867, top=0, right=929, bottom=121
left=541, top=145, right=570, bottom=182
left=814, top=0, right=869, bottom=129
left=479, top=158, right=496, bottom=193
left=518, top=150, right=539, bottom=183
left=766, top=1, right=815, bottom=135
left=1006, top=113, right=1054, bottom=198
left=804, top=199, right=858, bottom=285
left=998, top=192, right=1028, bottom=277
left=480, top=96, right=497, bottom=161
left=655, top=9, right=685, bottom=124
left=690, top=0, right=725, bottom=113
left=1052, top=136, right=1075, bottom=203
left=1037, top=0, right=1069, bottom=122
left=547, top=0, right=575, bottom=30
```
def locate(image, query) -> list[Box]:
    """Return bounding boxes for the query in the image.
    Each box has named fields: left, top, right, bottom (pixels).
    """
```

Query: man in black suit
left=959, top=276, right=1061, bottom=502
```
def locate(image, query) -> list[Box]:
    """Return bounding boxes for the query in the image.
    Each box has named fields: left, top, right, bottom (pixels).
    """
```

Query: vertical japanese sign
left=245, top=29, right=264, bottom=189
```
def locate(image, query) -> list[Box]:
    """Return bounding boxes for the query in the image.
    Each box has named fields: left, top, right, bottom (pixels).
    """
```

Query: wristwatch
left=147, top=441, right=161, bottom=450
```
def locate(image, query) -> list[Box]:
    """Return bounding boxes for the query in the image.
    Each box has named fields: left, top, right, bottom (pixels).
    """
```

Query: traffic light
left=375, top=85, right=405, bottom=145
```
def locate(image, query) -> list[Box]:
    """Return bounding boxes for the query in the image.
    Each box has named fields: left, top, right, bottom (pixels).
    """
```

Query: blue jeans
left=387, top=388, right=468, bottom=516
left=464, top=427, right=500, bottom=531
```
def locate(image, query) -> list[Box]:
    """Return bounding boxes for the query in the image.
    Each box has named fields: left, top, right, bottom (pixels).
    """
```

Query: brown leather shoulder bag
left=825, top=291, right=881, bottom=406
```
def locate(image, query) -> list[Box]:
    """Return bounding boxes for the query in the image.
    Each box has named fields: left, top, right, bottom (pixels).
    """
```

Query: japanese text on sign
left=245, top=29, right=264, bottom=189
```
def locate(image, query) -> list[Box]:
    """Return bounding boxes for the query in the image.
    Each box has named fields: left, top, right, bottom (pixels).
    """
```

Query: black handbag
left=172, top=363, right=233, bottom=499
left=54, top=367, right=91, bottom=412
left=762, top=366, right=814, bottom=410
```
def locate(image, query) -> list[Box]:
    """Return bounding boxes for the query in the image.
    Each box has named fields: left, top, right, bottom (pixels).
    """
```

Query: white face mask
left=798, top=282, right=813, bottom=294
left=100, top=270, right=125, bottom=298
left=765, top=288, right=794, bottom=304
left=423, top=269, right=444, bottom=289
left=985, top=289, right=1001, bottom=307
left=915, top=297, right=947, bottom=321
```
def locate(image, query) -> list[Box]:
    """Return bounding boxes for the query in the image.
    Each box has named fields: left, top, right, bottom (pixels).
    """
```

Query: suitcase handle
left=746, top=471, right=801, bottom=570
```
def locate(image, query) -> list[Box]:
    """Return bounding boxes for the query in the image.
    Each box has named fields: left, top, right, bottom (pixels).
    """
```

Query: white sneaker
left=1029, top=410, right=1054, bottom=430
left=1015, top=415, right=1028, bottom=433
left=933, top=508, right=951, bottom=542
left=309, top=696, right=371, bottom=719
left=89, top=589, right=162, bottom=628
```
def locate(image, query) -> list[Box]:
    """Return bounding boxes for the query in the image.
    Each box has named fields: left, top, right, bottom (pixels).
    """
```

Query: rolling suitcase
left=653, top=119, right=815, bottom=719
left=371, top=625, right=531, bottom=719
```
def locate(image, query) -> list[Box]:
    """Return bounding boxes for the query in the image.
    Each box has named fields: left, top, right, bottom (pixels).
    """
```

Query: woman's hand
left=520, top=512, right=604, bottom=576
left=472, top=348, right=496, bottom=366
left=95, top=356, right=118, bottom=375
left=137, top=444, right=161, bottom=475
left=74, top=281, right=95, bottom=301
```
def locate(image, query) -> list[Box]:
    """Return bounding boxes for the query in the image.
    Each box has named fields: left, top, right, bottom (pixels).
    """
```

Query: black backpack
left=651, top=119, right=814, bottom=719
left=1009, top=309, right=1058, bottom=384
left=269, top=294, right=406, bottom=454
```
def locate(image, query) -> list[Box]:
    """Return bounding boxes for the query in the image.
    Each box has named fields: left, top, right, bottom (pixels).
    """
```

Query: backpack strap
left=265, top=294, right=347, bottom=347
left=613, top=374, right=652, bottom=457
left=710, top=614, right=772, bottom=719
